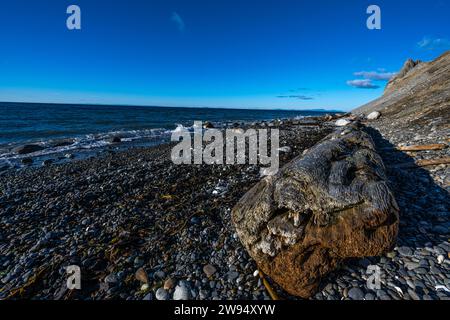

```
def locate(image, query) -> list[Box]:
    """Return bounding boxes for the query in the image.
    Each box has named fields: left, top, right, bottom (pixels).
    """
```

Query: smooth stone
left=153, top=270, right=165, bottom=280
left=386, top=252, right=396, bottom=259
left=348, top=287, right=364, bottom=300
left=190, top=217, right=200, bottom=225
left=135, top=268, right=149, bottom=283
left=335, top=119, right=351, bottom=127
left=405, top=262, right=420, bottom=270
left=367, top=111, right=381, bottom=120
left=203, top=264, right=217, bottom=277
left=173, top=283, right=191, bottom=300
left=407, top=289, right=420, bottom=300
left=364, top=292, right=375, bottom=300
left=406, top=279, right=415, bottom=289
left=155, top=288, right=169, bottom=300
left=397, top=246, right=413, bottom=257
left=278, top=146, right=292, bottom=153
left=164, top=278, right=176, bottom=290
left=143, top=293, right=153, bottom=300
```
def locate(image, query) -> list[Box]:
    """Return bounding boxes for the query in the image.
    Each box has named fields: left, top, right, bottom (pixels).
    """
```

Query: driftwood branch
left=397, top=144, right=448, bottom=151
left=390, top=157, right=450, bottom=169
left=259, top=271, right=280, bottom=300
left=381, top=144, right=448, bottom=152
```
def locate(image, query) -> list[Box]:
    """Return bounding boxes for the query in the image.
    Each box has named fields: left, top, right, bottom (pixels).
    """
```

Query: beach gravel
left=0, top=115, right=448, bottom=300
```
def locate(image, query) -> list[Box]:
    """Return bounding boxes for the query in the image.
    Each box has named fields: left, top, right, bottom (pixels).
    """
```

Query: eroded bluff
left=232, top=123, right=399, bottom=298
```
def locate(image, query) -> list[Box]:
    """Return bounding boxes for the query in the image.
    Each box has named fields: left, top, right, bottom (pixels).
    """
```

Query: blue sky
left=0, top=0, right=449, bottom=111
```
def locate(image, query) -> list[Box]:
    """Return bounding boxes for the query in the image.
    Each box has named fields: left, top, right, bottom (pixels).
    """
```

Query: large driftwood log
left=232, top=123, right=399, bottom=298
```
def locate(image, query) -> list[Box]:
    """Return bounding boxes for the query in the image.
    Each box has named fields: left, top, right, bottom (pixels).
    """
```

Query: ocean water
left=0, top=102, right=333, bottom=166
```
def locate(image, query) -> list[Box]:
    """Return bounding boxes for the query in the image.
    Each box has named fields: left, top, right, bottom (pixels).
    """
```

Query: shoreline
left=0, top=114, right=341, bottom=172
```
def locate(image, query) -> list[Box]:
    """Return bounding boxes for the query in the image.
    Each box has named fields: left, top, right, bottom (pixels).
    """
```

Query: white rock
left=435, top=285, right=450, bottom=293
left=367, top=111, right=381, bottom=120
left=335, top=119, right=351, bottom=127
left=278, top=146, right=292, bottom=153
left=260, top=167, right=277, bottom=177
left=253, top=270, right=260, bottom=277
left=155, top=288, right=169, bottom=300
left=437, top=254, right=445, bottom=264
left=393, top=286, right=403, bottom=295
left=173, top=283, right=191, bottom=300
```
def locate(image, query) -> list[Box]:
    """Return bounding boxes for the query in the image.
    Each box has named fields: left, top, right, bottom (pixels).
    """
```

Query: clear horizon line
left=0, top=100, right=345, bottom=113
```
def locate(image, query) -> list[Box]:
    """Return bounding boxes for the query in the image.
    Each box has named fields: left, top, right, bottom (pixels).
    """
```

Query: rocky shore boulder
left=13, top=144, right=44, bottom=155
left=232, top=122, right=399, bottom=298
left=111, top=136, right=122, bottom=143
left=367, top=111, right=381, bottom=120
left=50, top=138, right=75, bottom=148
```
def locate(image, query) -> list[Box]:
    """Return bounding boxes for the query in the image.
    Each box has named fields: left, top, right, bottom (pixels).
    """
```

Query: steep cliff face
left=384, top=58, right=423, bottom=94
left=353, top=51, right=450, bottom=131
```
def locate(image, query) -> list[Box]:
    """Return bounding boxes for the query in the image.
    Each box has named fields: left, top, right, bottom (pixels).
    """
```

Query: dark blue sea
left=0, top=102, right=334, bottom=167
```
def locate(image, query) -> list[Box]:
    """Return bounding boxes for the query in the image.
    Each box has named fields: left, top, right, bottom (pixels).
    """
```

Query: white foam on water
left=0, top=127, right=173, bottom=162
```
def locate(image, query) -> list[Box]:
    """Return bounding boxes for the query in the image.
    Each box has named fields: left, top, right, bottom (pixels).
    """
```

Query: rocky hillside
left=353, top=51, right=450, bottom=133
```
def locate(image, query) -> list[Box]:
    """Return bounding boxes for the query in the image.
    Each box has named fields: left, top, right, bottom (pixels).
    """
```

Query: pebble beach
left=1, top=114, right=448, bottom=300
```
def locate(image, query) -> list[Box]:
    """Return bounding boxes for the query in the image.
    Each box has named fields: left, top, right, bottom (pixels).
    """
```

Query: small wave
left=173, top=124, right=188, bottom=133
left=0, top=127, right=173, bottom=161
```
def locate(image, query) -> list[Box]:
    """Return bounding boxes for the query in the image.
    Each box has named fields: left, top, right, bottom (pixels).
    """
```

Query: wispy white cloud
left=276, top=95, right=314, bottom=100
left=171, top=12, right=185, bottom=32
left=347, top=67, right=395, bottom=89
left=353, top=71, right=396, bottom=81
left=346, top=79, right=380, bottom=89
left=417, top=37, right=450, bottom=51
